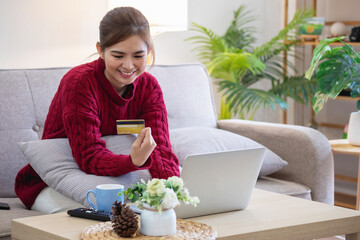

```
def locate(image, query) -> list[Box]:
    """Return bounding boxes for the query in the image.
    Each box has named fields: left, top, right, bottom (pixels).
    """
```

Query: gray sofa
left=0, top=63, right=334, bottom=240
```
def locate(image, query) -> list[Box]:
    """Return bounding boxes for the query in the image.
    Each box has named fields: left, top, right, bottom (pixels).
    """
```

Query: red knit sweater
left=15, top=58, right=180, bottom=209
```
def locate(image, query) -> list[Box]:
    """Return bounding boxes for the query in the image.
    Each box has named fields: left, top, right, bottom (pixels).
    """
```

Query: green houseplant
left=305, top=36, right=360, bottom=112
left=187, top=5, right=318, bottom=119
left=305, top=36, right=360, bottom=145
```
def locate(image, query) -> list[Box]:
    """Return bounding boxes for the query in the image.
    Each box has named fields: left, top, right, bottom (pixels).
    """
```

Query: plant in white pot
left=305, top=36, right=360, bottom=145
left=120, top=177, right=199, bottom=236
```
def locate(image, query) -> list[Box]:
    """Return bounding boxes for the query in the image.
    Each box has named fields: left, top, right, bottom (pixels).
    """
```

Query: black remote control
left=67, top=208, right=111, bottom=221
left=0, top=202, right=10, bottom=210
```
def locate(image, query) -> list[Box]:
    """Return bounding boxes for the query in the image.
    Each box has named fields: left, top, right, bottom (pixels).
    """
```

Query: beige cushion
left=256, top=177, right=311, bottom=200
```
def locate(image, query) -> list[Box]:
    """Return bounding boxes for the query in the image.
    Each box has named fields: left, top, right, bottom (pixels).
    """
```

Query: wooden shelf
left=335, top=192, right=356, bottom=210
left=283, top=0, right=360, bottom=210
left=281, top=0, right=360, bottom=126
left=335, top=174, right=357, bottom=183
left=318, top=122, right=345, bottom=130
left=336, top=95, right=360, bottom=101
left=291, top=40, right=360, bottom=46
left=325, top=21, right=360, bottom=26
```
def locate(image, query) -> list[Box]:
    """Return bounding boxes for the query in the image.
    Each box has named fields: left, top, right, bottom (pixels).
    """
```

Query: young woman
left=15, top=7, right=180, bottom=213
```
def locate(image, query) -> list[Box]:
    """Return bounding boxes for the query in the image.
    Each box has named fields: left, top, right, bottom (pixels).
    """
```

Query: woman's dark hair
left=98, top=7, right=155, bottom=64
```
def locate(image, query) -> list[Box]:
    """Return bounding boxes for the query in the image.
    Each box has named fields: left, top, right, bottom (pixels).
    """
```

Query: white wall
left=0, top=0, right=107, bottom=69
left=154, top=0, right=284, bottom=65
left=0, top=0, right=285, bottom=68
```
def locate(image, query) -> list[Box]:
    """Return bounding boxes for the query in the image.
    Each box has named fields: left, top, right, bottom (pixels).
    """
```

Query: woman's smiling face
left=97, top=35, right=149, bottom=93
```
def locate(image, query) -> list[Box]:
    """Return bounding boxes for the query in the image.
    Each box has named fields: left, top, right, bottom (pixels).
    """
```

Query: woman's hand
left=130, top=127, right=157, bottom=167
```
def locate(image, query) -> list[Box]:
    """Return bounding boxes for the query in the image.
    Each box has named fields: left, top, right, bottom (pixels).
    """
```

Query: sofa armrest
left=217, top=119, right=334, bottom=204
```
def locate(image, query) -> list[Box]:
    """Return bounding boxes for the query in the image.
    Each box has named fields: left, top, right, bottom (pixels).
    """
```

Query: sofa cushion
left=18, top=135, right=152, bottom=207
left=0, top=71, right=41, bottom=197
left=0, top=130, right=39, bottom=198
left=256, top=176, right=311, bottom=200
left=148, top=64, right=218, bottom=129
left=170, top=127, right=288, bottom=176
left=0, top=198, right=44, bottom=239
left=0, top=68, right=68, bottom=198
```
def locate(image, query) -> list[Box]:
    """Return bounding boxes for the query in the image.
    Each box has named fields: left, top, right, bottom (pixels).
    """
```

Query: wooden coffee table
left=11, top=189, right=360, bottom=240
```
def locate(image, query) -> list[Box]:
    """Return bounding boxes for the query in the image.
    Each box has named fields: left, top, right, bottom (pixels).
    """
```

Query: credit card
left=116, top=119, right=145, bottom=135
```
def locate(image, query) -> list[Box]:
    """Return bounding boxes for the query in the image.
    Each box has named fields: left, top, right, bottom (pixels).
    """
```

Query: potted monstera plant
left=305, top=36, right=360, bottom=145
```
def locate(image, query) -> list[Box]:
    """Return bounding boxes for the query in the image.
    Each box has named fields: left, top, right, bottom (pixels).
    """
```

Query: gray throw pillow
left=169, top=127, right=288, bottom=176
left=17, top=135, right=152, bottom=207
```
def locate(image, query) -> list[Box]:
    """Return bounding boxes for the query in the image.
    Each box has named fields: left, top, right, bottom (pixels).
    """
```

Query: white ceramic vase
left=347, top=111, right=360, bottom=146
left=140, top=207, right=177, bottom=236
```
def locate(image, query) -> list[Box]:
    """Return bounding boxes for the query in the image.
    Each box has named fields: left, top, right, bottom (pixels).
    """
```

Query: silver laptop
left=175, top=147, right=265, bottom=219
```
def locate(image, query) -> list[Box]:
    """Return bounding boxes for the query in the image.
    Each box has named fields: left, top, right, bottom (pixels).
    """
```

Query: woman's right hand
left=130, top=127, right=157, bottom=167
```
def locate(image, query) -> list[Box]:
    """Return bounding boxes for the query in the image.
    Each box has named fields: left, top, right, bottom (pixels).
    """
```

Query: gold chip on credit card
left=116, top=119, right=145, bottom=134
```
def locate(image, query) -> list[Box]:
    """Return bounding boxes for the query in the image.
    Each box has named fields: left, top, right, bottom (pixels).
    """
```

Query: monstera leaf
left=306, top=37, right=360, bottom=112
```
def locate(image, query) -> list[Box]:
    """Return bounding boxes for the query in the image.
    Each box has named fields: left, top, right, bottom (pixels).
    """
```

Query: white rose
left=167, top=176, right=184, bottom=189
left=191, top=196, right=200, bottom=206
left=161, top=188, right=180, bottom=209
left=182, top=187, right=190, bottom=197
left=147, top=178, right=166, bottom=196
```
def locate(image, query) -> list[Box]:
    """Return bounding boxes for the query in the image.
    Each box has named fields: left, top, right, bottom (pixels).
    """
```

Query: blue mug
left=86, top=184, right=124, bottom=213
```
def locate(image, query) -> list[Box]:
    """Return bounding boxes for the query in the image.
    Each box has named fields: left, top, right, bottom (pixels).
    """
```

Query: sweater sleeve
left=61, top=75, right=151, bottom=176
left=138, top=77, right=180, bottom=179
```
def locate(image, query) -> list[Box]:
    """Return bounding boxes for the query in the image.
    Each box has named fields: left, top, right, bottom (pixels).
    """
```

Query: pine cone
left=111, top=201, right=138, bottom=238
